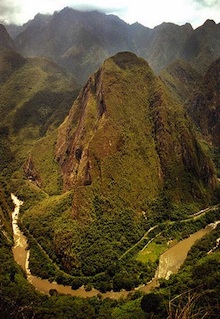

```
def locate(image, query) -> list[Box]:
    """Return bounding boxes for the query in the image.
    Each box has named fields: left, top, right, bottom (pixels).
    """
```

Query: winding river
left=11, top=194, right=216, bottom=299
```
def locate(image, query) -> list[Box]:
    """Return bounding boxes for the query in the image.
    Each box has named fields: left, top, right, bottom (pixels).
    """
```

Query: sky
left=0, top=0, right=220, bottom=28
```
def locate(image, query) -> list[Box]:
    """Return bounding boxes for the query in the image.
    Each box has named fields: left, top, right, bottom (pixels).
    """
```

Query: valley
left=11, top=193, right=219, bottom=299
left=1, top=7, right=220, bottom=318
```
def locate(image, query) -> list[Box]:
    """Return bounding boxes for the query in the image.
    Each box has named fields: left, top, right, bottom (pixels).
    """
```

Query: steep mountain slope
left=14, top=8, right=132, bottom=84
left=0, top=46, right=25, bottom=83
left=14, top=8, right=193, bottom=84
left=186, top=57, right=220, bottom=147
left=55, top=52, right=216, bottom=211
left=13, top=13, right=52, bottom=54
left=128, top=22, right=151, bottom=54
left=181, top=19, right=220, bottom=75
left=12, top=7, right=220, bottom=85
left=160, top=59, right=202, bottom=104
left=0, top=47, right=79, bottom=176
left=143, top=22, right=193, bottom=73
left=22, top=52, right=217, bottom=279
left=0, top=24, right=14, bottom=49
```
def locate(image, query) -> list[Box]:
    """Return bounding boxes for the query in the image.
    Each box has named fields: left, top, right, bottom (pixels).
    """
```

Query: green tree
left=141, top=293, right=165, bottom=317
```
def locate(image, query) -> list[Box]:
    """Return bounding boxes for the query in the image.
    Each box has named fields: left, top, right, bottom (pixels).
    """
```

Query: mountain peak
left=13, top=7, right=220, bottom=84
left=54, top=52, right=216, bottom=218
left=203, top=19, right=216, bottom=26
left=111, top=51, right=145, bottom=68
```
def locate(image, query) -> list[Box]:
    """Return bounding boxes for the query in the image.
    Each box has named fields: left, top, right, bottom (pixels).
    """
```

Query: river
left=11, top=194, right=216, bottom=299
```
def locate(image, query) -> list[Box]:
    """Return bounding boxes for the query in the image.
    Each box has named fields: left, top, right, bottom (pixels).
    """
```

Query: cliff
left=54, top=52, right=216, bottom=218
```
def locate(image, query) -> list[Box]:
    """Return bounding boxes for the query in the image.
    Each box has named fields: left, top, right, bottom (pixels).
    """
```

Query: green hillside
left=18, top=52, right=217, bottom=292
left=160, top=59, right=201, bottom=104
left=1, top=48, right=220, bottom=318
left=0, top=47, right=79, bottom=180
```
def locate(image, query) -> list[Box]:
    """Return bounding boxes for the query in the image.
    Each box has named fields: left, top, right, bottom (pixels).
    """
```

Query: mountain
left=0, top=38, right=220, bottom=316
left=0, top=24, right=14, bottom=49
left=14, top=8, right=133, bottom=84
left=143, top=22, right=193, bottom=73
left=13, top=8, right=193, bottom=84
left=21, top=52, right=216, bottom=280
left=0, top=47, right=80, bottom=176
left=55, top=52, right=216, bottom=207
left=0, top=45, right=80, bottom=315
left=10, top=8, right=220, bottom=85
left=181, top=19, right=220, bottom=75
left=0, top=46, right=25, bottom=83
left=6, top=13, right=52, bottom=39
left=186, top=57, right=220, bottom=147
left=0, top=9, right=220, bottom=318
left=160, top=59, right=202, bottom=104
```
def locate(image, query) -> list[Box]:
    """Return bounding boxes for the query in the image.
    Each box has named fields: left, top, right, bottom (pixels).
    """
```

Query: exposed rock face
left=55, top=52, right=216, bottom=217
left=55, top=69, right=109, bottom=190
left=23, top=155, right=42, bottom=187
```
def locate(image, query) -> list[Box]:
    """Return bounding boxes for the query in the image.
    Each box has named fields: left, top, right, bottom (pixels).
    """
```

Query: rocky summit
left=54, top=52, right=216, bottom=218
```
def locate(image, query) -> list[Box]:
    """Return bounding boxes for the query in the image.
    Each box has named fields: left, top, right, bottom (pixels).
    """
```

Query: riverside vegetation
left=1, top=46, right=220, bottom=318
left=2, top=190, right=220, bottom=318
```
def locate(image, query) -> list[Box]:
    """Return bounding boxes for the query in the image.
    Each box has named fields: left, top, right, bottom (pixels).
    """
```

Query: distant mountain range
left=0, top=6, right=220, bottom=228
left=1, top=7, right=220, bottom=318
left=2, top=7, right=220, bottom=84
left=0, top=6, right=220, bottom=233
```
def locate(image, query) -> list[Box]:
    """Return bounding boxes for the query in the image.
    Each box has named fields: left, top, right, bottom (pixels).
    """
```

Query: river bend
left=11, top=194, right=216, bottom=298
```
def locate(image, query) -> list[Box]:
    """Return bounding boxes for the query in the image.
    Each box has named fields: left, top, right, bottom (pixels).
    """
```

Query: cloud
left=72, top=3, right=127, bottom=14
left=0, top=0, right=20, bottom=24
left=67, top=1, right=128, bottom=16
left=193, top=0, right=219, bottom=7
left=0, top=0, right=220, bottom=28
left=0, top=0, right=128, bottom=25
left=190, top=0, right=220, bottom=26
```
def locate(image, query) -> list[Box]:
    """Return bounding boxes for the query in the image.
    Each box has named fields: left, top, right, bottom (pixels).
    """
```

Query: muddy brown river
left=11, top=194, right=215, bottom=299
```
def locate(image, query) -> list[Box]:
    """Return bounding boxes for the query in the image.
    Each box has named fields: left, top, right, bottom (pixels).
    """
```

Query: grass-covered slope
left=186, top=57, right=220, bottom=147
left=0, top=47, right=80, bottom=172
left=21, top=52, right=217, bottom=281
left=160, top=59, right=202, bottom=104
left=56, top=52, right=216, bottom=213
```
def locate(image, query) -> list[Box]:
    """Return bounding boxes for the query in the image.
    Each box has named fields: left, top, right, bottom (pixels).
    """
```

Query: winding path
left=119, top=225, right=158, bottom=260
left=11, top=194, right=219, bottom=299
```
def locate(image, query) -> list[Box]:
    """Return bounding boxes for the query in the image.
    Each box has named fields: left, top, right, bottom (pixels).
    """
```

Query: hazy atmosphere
left=1, top=0, right=220, bottom=28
